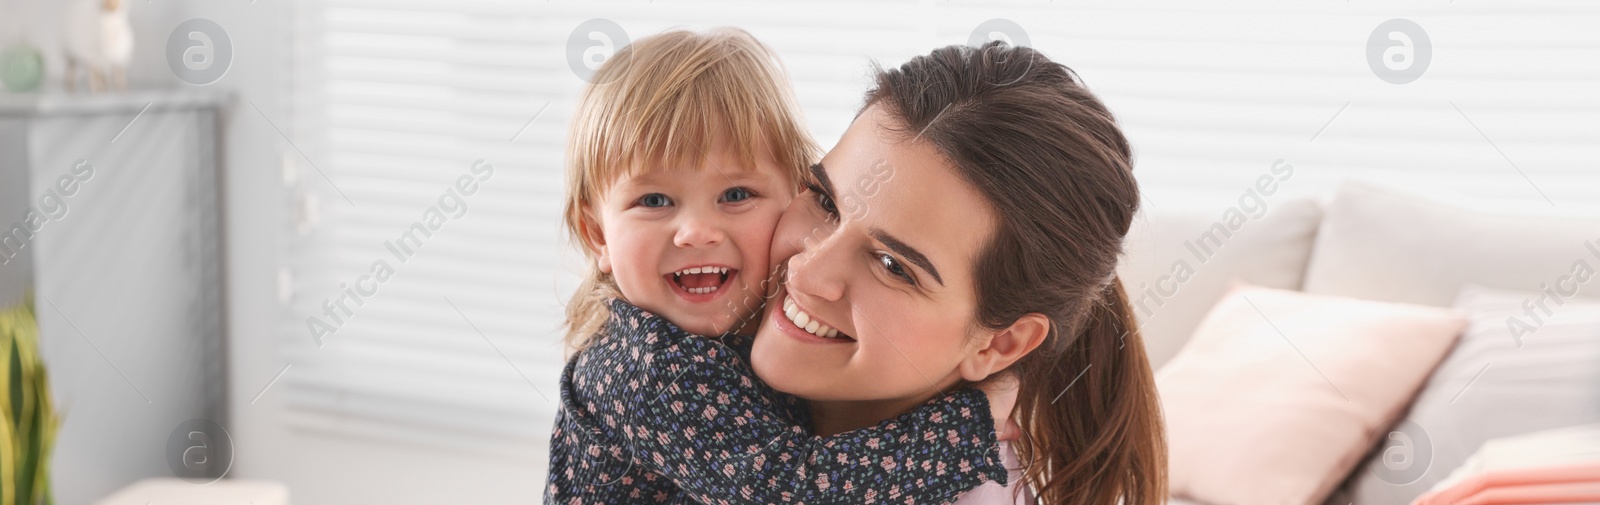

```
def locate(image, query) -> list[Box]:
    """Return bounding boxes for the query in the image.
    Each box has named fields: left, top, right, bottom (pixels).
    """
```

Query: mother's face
left=750, top=105, right=1000, bottom=403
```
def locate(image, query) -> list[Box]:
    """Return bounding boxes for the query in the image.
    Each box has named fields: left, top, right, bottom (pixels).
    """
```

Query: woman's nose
left=785, top=228, right=847, bottom=302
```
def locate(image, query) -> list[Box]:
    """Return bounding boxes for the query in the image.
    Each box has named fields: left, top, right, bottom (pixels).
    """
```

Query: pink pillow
left=1157, top=284, right=1467, bottom=505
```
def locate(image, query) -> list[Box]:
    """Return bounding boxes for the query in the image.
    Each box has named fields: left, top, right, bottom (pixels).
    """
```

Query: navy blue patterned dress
left=545, top=299, right=1007, bottom=504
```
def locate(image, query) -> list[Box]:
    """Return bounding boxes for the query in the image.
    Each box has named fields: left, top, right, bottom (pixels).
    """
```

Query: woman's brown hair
left=862, top=42, right=1166, bottom=505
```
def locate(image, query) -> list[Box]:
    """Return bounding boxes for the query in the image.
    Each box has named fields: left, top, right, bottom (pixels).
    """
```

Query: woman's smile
left=772, top=292, right=854, bottom=342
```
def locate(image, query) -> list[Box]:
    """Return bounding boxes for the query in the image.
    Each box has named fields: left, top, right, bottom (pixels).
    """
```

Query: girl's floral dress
left=545, top=299, right=1007, bottom=504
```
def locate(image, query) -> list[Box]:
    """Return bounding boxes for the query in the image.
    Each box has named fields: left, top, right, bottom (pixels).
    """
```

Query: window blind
left=284, top=0, right=1600, bottom=464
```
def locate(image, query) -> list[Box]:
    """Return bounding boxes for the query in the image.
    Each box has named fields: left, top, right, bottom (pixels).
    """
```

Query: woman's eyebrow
left=869, top=229, right=943, bottom=286
left=809, top=162, right=834, bottom=195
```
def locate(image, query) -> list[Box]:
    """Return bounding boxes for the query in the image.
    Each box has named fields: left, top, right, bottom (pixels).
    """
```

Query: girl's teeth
left=675, top=266, right=730, bottom=276
left=672, top=267, right=732, bottom=294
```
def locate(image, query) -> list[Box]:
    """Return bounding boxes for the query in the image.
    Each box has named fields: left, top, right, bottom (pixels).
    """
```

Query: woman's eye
left=720, top=187, right=753, bottom=203
left=877, top=252, right=915, bottom=285
left=807, top=184, right=838, bottom=219
left=637, top=193, right=673, bottom=208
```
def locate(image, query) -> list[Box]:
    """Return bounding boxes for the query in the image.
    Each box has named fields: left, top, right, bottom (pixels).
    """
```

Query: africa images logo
left=167, top=18, right=233, bottom=85
left=1367, top=19, right=1431, bottom=85
left=567, top=19, right=631, bottom=84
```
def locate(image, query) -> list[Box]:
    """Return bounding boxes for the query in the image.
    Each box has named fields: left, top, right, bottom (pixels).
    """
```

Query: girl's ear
left=578, top=207, right=612, bottom=274
left=958, top=313, right=1050, bottom=382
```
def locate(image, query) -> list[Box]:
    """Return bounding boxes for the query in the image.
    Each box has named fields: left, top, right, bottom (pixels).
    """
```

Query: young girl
left=545, top=28, right=1013, bottom=504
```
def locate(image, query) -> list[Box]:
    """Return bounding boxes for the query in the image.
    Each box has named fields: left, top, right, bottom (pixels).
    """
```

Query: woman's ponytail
left=1012, top=278, right=1166, bottom=505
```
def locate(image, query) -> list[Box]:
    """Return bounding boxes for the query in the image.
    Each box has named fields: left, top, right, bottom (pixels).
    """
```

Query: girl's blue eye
left=638, top=193, right=673, bottom=208
left=720, top=187, right=753, bottom=203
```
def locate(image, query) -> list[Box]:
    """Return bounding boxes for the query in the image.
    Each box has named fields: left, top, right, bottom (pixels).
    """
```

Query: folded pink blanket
left=1412, top=461, right=1600, bottom=505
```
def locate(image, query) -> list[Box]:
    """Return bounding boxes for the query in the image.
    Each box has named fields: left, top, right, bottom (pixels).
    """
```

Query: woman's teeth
left=783, top=296, right=846, bottom=339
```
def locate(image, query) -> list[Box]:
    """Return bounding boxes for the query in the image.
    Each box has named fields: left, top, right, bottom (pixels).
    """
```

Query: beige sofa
left=1121, top=179, right=1600, bottom=505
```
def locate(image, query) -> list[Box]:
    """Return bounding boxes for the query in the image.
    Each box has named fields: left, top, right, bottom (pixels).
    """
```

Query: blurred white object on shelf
left=62, top=0, right=133, bottom=92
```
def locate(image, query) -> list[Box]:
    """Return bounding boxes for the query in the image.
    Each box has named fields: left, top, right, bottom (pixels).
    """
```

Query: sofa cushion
left=1119, top=197, right=1323, bottom=369
left=1303, top=180, right=1600, bottom=307
left=1333, top=285, right=1600, bottom=505
left=1158, top=284, right=1466, bottom=505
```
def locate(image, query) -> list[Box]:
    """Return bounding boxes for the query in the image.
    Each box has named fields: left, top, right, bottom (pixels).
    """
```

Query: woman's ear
left=959, top=313, right=1050, bottom=382
left=578, top=207, right=612, bottom=274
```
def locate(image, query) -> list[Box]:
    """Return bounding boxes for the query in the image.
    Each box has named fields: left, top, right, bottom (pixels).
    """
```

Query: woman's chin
left=754, top=331, right=872, bottom=403
left=751, top=323, right=833, bottom=399
left=750, top=326, right=800, bottom=393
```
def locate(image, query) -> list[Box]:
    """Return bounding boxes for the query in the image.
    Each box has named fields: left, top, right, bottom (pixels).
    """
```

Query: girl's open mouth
left=665, top=266, right=737, bottom=302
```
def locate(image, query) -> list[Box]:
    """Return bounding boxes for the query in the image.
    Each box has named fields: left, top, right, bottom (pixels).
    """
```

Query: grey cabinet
left=0, top=90, right=229, bottom=505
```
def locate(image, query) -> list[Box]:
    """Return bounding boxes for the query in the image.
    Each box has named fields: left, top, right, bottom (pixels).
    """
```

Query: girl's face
left=751, top=105, right=999, bottom=404
left=589, top=133, right=793, bottom=337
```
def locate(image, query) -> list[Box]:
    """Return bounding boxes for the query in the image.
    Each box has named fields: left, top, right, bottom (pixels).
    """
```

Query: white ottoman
left=94, top=478, right=288, bottom=505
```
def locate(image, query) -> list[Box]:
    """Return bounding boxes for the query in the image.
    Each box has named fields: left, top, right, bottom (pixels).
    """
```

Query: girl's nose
left=673, top=214, right=726, bottom=248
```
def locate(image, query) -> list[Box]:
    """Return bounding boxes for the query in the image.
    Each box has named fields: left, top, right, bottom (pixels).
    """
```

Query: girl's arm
left=563, top=302, right=1007, bottom=504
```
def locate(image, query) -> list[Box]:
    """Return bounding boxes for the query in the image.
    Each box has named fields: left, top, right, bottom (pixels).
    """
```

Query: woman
left=750, top=41, right=1168, bottom=505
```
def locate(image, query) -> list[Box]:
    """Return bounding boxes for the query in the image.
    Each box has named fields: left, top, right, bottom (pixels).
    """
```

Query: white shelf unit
left=0, top=90, right=231, bottom=505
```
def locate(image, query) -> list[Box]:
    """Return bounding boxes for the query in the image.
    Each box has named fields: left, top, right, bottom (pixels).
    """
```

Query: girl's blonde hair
left=562, top=27, right=818, bottom=351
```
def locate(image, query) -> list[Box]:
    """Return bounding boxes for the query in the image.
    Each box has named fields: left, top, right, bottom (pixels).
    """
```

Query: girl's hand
left=978, top=374, right=1021, bottom=441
